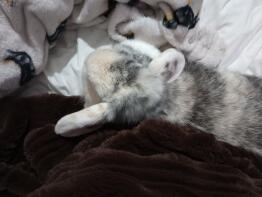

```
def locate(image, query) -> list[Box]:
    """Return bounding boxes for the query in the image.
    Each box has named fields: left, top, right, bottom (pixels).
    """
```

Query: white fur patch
left=55, top=103, right=110, bottom=137
left=122, top=39, right=161, bottom=58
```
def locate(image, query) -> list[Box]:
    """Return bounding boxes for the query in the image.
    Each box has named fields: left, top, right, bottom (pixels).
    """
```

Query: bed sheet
left=44, top=23, right=112, bottom=96
left=44, top=0, right=262, bottom=96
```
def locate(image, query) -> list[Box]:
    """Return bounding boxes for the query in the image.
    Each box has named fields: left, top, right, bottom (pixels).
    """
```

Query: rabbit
left=55, top=40, right=262, bottom=154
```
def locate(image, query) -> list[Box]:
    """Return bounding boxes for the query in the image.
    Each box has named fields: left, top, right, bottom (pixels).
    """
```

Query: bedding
left=45, top=0, right=262, bottom=96
left=0, top=0, right=109, bottom=98
left=0, top=0, right=72, bottom=97
left=1, top=94, right=262, bottom=197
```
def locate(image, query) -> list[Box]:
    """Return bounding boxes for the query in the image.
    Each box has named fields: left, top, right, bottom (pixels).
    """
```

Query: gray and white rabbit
left=55, top=40, right=262, bottom=154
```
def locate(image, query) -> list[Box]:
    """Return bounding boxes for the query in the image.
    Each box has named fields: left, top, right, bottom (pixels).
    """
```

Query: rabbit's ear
left=55, top=103, right=113, bottom=137
left=149, top=48, right=185, bottom=83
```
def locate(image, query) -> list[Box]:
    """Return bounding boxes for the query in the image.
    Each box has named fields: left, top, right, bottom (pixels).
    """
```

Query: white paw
left=55, top=114, right=79, bottom=136
left=54, top=103, right=111, bottom=137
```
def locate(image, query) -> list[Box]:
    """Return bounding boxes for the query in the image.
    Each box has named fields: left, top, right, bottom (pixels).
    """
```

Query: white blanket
left=45, top=23, right=112, bottom=96
left=44, top=0, right=262, bottom=96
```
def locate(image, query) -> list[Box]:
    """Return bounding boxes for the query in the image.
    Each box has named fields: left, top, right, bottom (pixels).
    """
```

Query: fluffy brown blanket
left=0, top=94, right=262, bottom=197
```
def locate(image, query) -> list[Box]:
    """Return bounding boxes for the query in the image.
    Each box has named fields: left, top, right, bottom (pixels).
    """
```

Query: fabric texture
left=0, top=0, right=74, bottom=97
left=0, top=94, right=262, bottom=197
left=0, top=0, right=108, bottom=97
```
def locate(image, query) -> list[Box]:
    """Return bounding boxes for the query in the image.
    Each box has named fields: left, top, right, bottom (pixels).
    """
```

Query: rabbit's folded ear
left=55, top=103, right=113, bottom=137
left=149, top=48, right=185, bottom=83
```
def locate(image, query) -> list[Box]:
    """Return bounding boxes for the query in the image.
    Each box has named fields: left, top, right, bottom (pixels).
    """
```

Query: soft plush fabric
left=0, top=0, right=71, bottom=97
left=0, top=0, right=109, bottom=98
left=0, top=94, right=262, bottom=197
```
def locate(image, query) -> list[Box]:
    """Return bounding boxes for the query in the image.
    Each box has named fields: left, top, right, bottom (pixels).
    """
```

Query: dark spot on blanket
left=47, top=19, right=67, bottom=45
left=127, top=0, right=139, bottom=7
left=4, top=0, right=15, bottom=7
left=105, top=0, right=139, bottom=17
left=5, top=50, right=35, bottom=85
left=105, top=0, right=117, bottom=17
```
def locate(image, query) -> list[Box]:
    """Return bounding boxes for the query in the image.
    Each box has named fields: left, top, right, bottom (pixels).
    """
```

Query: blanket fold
left=0, top=94, right=262, bottom=197
left=0, top=0, right=110, bottom=97
left=0, top=0, right=73, bottom=96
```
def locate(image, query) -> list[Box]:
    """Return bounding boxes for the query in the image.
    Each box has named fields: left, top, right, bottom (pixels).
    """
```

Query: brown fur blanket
left=0, top=94, right=262, bottom=197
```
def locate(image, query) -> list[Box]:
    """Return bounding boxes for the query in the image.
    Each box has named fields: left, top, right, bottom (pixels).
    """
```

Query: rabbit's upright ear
left=55, top=103, right=113, bottom=137
left=149, top=48, right=185, bottom=83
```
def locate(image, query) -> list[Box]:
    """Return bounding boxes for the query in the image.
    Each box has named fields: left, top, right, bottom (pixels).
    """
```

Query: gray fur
left=87, top=43, right=262, bottom=154
left=105, top=44, right=159, bottom=124
left=171, top=65, right=262, bottom=154
left=184, top=63, right=226, bottom=132
left=110, top=45, right=152, bottom=88
left=49, top=40, right=261, bottom=154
